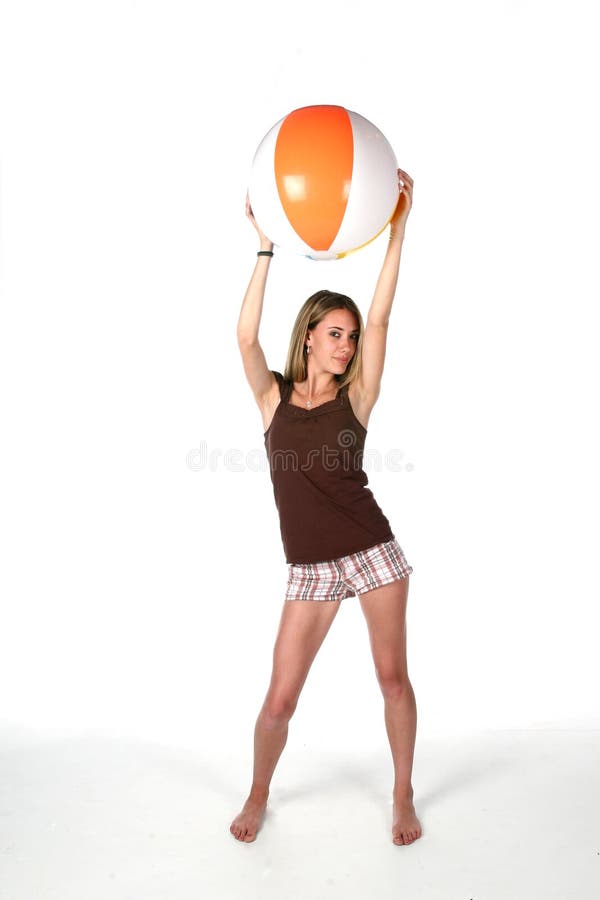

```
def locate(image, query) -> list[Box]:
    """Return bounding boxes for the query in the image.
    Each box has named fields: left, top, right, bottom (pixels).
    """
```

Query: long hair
left=283, top=290, right=364, bottom=391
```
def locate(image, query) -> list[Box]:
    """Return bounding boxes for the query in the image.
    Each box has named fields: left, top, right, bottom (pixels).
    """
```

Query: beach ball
left=248, top=105, right=399, bottom=260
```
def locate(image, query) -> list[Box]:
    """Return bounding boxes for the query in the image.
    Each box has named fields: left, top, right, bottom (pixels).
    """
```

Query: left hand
left=246, top=192, right=273, bottom=251
left=390, top=167, right=413, bottom=235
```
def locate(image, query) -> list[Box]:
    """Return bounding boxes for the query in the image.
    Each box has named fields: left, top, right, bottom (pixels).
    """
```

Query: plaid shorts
left=285, top=537, right=413, bottom=602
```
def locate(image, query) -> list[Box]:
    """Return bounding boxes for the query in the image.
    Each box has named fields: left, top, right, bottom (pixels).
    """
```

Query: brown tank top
left=264, top=370, right=395, bottom=564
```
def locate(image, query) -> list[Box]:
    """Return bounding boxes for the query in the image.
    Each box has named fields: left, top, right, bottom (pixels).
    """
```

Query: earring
left=306, top=345, right=311, bottom=354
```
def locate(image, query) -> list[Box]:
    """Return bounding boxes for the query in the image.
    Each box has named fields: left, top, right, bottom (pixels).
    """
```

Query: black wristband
left=257, top=250, right=274, bottom=257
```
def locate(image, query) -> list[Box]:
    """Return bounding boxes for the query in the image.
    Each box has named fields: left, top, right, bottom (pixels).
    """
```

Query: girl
left=231, top=169, right=421, bottom=846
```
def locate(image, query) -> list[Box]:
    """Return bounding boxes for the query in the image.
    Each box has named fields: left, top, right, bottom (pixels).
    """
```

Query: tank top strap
left=271, top=370, right=292, bottom=402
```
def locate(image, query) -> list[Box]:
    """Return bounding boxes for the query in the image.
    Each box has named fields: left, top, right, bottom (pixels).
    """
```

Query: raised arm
left=237, top=197, right=277, bottom=403
left=357, top=168, right=414, bottom=403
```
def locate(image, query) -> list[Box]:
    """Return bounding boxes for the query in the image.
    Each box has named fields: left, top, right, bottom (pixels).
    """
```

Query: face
left=305, top=308, right=359, bottom=372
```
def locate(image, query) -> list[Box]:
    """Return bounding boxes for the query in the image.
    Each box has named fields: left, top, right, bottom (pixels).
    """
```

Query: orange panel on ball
left=274, top=106, right=353, bottom=251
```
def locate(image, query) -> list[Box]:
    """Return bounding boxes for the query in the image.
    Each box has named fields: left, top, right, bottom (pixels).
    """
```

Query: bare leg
left=230, top=597, right=341, bottom=842
left=359, top=577, right=422, bottom=845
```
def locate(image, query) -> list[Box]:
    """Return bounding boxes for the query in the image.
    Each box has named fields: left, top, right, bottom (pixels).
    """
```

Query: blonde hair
left=283, top=290, right=364, bottom=390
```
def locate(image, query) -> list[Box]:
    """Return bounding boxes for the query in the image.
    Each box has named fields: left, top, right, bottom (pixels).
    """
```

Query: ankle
left=393, top=785, right=414, bottom=803
left=249, top=784, right=270, bottom=802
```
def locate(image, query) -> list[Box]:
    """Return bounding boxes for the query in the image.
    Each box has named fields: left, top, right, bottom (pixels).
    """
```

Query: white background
left=1, top=0, right=598, bottom=752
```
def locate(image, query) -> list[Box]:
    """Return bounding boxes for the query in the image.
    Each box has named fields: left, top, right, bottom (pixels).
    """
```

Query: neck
left=297, top=377, right=337, bottom=397
left=299, top=361, right=339, bottom=396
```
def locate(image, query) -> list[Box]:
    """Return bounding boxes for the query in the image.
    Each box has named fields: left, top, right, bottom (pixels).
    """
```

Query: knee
left=375, top=668, right=412, bottom=702
left=261, top=693, right=297, bottom=728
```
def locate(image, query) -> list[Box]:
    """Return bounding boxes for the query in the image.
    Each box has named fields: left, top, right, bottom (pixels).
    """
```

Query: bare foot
left=230, top=791, right=268, bottom=843
left=392, top=794, right=422, bottom=845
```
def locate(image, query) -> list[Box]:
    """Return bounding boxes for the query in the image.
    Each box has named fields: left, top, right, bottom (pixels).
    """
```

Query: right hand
left=246, top=193, right=274, bottom=252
